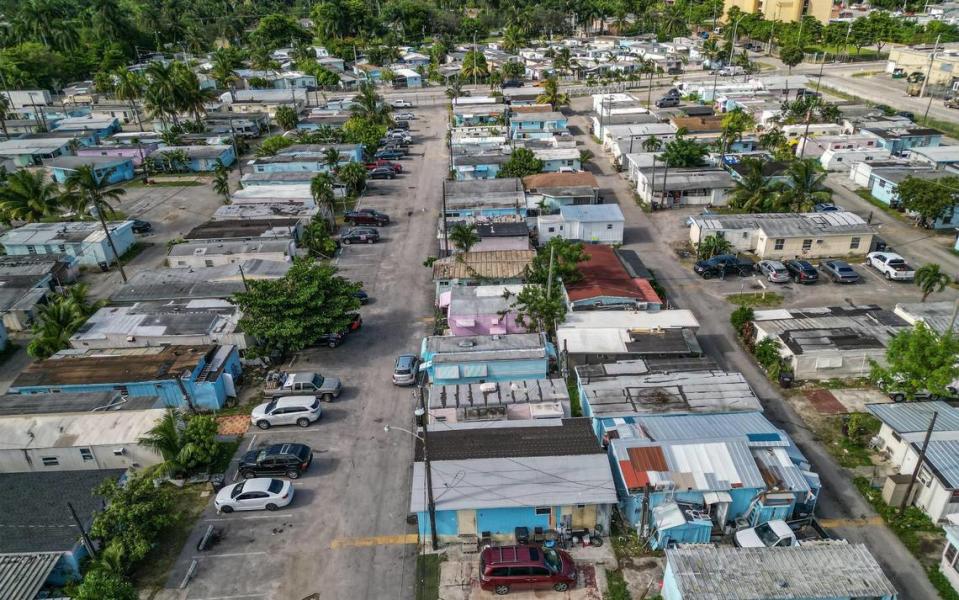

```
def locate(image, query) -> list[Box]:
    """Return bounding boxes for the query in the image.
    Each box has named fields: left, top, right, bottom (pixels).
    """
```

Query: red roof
left=565, top=245, right=662, bottom=305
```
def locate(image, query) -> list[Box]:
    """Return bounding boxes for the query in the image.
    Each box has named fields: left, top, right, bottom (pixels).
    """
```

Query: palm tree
left=144, top=62, right=179, bottom=127
left=61, top=165, right=128, bottom=282
left=310, top=172, right=337, bottom=229
left=113, top=69, right=145, bottom=132
left=337, top=162, right=367, bottom=196
left=139, top=409, right=188, bottom=475
left=728, top=157, right=780, bottom=213
left=779, top=159, right=831, bottom=212
left=171, top=62, right=212, bottom=126
left=446, top=79, right=464, bottom=100
left=449, top=223, right=480, bottom=253
left=26, top=295, right=87, bottom=359
left=503, top=24, right=525, bottom=54
left=323, top=148, right=342, bottom=173
left=0, top=170, right=62, bottom=224
left=697, top=234, right=734, bottom=259
left=720, top=109, right=755, bottom=160
left=351, top=82, right=391, bottom=126
left=536, top=76, right=569, bottom=110
left=0, top=93, right=10, bottom=139
left=915, top=264, right=951, bottom=302
left=642, top=136, right=662, bottom=152
left=212, top=160, right=230, bottom=203
left=209, top=48, right=241, bottom=100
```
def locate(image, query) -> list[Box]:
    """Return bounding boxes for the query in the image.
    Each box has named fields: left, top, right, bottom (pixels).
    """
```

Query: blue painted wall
left=870, top=174, right=959, bottom=230
left=454, top=163, right=502, bottom=180
left=417, top=504, right=608, bottom=540
left=2, top=221, right=136, bottom=267
left=541, top=158, right=582, bottom=173
left=50, top=160, right=135, bottom=185
left=872, top=133, right=941, bottom=156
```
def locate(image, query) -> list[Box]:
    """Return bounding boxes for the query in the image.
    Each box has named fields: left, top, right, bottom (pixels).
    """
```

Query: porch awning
left=703, top=491, right=732, bottom=505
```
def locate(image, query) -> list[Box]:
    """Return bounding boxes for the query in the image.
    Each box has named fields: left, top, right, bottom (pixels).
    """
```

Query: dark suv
left=479, top=545, right=577, bottom=595
left=784, top=259, right=819, bottom=284
left=344, top=209, right=390, bottom=226
left=693, top=254, right=754, bottom=279
left=238, top=443, right=312, bottom=479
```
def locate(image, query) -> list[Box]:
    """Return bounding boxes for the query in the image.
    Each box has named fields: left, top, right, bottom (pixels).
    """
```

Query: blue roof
left=607, top=412, right=788, bottom=447
left=866, top=401, right=959, bottom=434
left=559, top=204, right=625, bottom=223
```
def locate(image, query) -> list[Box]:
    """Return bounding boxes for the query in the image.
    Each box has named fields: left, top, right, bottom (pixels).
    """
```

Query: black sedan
left=340, top=227, right=380, bottom=245
left=369, top=166, right=396, bottom=179
left=132, top=219, right=153, bottom=233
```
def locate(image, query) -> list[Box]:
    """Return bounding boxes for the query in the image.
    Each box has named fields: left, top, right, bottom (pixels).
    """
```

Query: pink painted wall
left=447, top=310, right=527, bottom=336
left=76, top=144, right=158, bottom=166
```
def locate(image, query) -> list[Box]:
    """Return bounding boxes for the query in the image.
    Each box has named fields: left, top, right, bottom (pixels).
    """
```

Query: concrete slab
left=831, top=388, right=892, bottom=413
left=439, top=558, right=604, bottom=599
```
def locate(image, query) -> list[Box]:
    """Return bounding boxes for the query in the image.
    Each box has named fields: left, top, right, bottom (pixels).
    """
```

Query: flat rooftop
left=0, top=409, right=166, bottom=448
left=72, top=299, right=240, bottom=342
left=692, top=211, right=874, bottom=237
left=424, top=332, right=547, bottom=363
left=753, top=305, right=909, bottom=354
left=0, top=391, right=159, bottom=416
left=429, top=378, right=570, bottom=409
left=185, top=219, right=300, bottom=241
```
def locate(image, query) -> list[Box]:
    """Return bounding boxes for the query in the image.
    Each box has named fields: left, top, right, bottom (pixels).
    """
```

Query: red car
left=365, top=160, right=402, bottom=173
left=479, top=545, right=577, bottom=595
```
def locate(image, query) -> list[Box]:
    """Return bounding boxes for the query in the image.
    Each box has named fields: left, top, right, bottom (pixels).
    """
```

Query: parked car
left=131, top=219, right=153, bottom=234
left=757, top=260, right=791, bottom=283
left=346, top=312, right=362, bottom=331
left=501, top=80, right=524, bottom=88
left=867, top=251, right=915, bottom=281
left=735, top=520, right=798, bottom=548
left=239, top=443, right=313, bottom=480
left=394, top=112, right=415, bottom=120
left=263, top=370, right=342, bottom=400
left=663, top=87, right=681, bottom=99
left=946, top=98, right=959, bottom=110
left=316, top=331, right=347, bottom=347
left=820, top=259, right=860, bottom=283
left=719, top=65, right=745, bottom=76
left=341, top=226, right=380, bottom=245
left=374, top=149, right=404, bottom=160
left=784, top=259, right=819, bottom=284
left=345, top=209, right=391, bottom=226
left=366, top=159, right=402, bottom=173
left=390, top=99, right=412, bottom=108
left=383, top=141, right=410, bottom=153
left=355, top=289, right=370, bottom=304
left=392, top=354, right=420, bottom=386
left=215, top=478, right=294, bottom=513
left=369, top=166, right=396, bottom=179
left=479, top=545, right=577, bottom=595
left=655, top=95, right=680, bottom=108
left=251, top=396, right=323, bottom=429
left=693, top=254, right=754, bottom=279
left=813, top=202, right=842, bottom=213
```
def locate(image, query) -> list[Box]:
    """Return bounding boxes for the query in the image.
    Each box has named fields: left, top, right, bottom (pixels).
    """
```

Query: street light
left=384, top=406, right=438, bottom=551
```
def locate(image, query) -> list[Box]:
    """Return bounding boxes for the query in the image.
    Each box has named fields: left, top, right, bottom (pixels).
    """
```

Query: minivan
left=479, top=545, right=577, bottom=595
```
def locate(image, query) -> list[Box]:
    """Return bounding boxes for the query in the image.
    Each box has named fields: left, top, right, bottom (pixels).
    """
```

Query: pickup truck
left=734, top=520, right=799, bottom=548
left=693, top=254, right=754, bottom=279
left=264, top=370, right=342, bottom=401
left=866, top=251, right=915, bottom=281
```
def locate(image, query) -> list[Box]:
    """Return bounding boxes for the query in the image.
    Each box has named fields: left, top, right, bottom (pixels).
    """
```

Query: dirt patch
left=619, top=556, right=663, bottom=599
left=216, top=415, right=250, bottom=436
left=804, top=389, right=846, bottom=414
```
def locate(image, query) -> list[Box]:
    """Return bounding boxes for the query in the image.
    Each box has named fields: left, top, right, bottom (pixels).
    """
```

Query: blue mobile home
left=862, top=125, right=942, bottom=156
left=9, top=345, right=241, bottom=410
left=420, top=332, right=553, bottom=385
left=153, top=145, right=236, bottom=171
left=869, top=167, right=959, bottom=230
left=509, top=111, right=568, bottom=140
left=452, top=153, right=509, bottom=180
left=47, top=156, right=135, bottom=184
left=0, top=221, right=136, bottom=268
left=410, top=419, right=617, bottom=542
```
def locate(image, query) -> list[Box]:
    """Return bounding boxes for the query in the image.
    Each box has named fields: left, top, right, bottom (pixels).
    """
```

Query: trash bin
left=515, top=527, right=529, bottom=545
left=98, top=261, right=109, bottom=272
left=778, top=371, right=794, bottom=389
left=209, top=473, right=226, bottom=493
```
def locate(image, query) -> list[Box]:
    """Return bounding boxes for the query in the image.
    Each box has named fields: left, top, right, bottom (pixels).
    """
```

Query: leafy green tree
left=113, top=69, right=145, bottom=132
left=510, top=284, right=566, bottom=335
left=310, top=172, right=338, bottom=229
left=209, top=47, right=242, bottom=93
left=525, top=237, right=586, bottom=286
left=274, top=105, right=300, bottom=131
left=256, top=135, right=296, bottom=158
left=642, top=136, right=662, bottom=152
left=449, top=223, right=480, bottom=252
left=779, top=159, right=830, bottom=212
left=351, top=82, right=391, bottom=126
left=730, top=305, right=755, bottom=337
left=251, top=14, right=310, bottom=51
left=871, top=322, right=959, bottom=401
left=661, top=132, right=708, bottom=168
left=503, top=60, right=525, bottom=80
left=232, top=259, right=361, bottom=357
left=180, top=414, right=220, bottom=468
left=90, top=473, right=175, bottom=564
left=754, top=337, right=784, bottom=378
left=301, top=218, right=338, bottom=258
left=915, top=263, right=951, bottom=302
left=0, top=169, right=62, bottom=224
left=697, top=234, right=733, bottom=259
left=461, top=49, right=489, bottom=82
left=341, top=116, right=387, bottom=157
left=780, top=45, right=804, bottom=73
left=498, top=148, right=544, bottom=178
left=212, top=160, right=230, bottom=203
left=720, top=109, right=754, bottom=157
left=337, top=161, right=367, bottom=196
left=323, top=147, right=343, bottom=172
left=27, top=293, right=88, bottom=359
left=728, top=157, right=781, bottom=213
left=897, top=175, right=959, bottom=227
left=502, top=24, right=527, bottom=54
left=70, top=570, right=138, bottom=600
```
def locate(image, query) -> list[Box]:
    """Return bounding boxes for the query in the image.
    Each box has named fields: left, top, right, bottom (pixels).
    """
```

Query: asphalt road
left=567, top=94, right=945, bottom=599
left=164, top=107, right=447, bottom=600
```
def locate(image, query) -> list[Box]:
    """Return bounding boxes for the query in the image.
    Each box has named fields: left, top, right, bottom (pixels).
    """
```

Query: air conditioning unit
left=112, top=448, right=126, bottom=456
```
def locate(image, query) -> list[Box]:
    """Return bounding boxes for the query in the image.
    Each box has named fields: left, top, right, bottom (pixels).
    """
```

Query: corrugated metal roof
left=409, top=454, right=617, bottom=512
left=431, top=250, right=535, bottom=281
left=665, top=542, right=897, bottom=599
left=631, top=412, right=786, bottom=445
left=611, top=438, right=766, bottom=492
left=866, top=401, right=959, bottom=434
left=922, top=440, right=959, bottom=489
left=0, top=552, right=62, bottom=600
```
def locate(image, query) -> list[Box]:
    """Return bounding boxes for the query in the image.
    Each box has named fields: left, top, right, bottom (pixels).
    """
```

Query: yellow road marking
left=818, top=516, right=884, bottom=528
left=330, top=533, right=419, bottom=549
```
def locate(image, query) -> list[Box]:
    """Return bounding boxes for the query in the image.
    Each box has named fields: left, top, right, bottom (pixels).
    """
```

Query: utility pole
left=68, top=502, right=97, bottom=559
left=546, top=243, right=555, bottom=298
left=472, top=33, right=479, bottom=88
left=918, top=34, right=940, bottom=101
left=900, top=411, right=938, bottom=513
left=416, top=400, right=439, bottom=551
left=947, top=297, right=959, bottom=336
left=175, top=373, right=197, bottom=414
left=94, top=205, right=127, bottom=283
left=798, top=54, right=828, bottom=160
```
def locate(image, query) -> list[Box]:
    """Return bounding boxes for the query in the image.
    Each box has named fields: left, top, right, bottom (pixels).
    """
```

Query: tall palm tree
left=27, top=295, right=87, bottom=359
left=779, top=159, right=831, bottom=213
left=0, top=169, right=62, bottom=224
left=144, top=62, right=179, bottom=127
left=139, top=409, right=188, bottom=474
left=915, top=264, right=951, bottom=302
left=351, top=82, right=391, bottom=126
left=209, top=48, right=241, bottom=101
left=113, top=69, right=145, bottom=132
left=171, top=62, right=212, bottom=126
left=502, top=24, right=525, bottom=54
left=446, top=79, right=464, bottom=100
left=212, top=160, right=230, bottom=203
left=536, top=76, right=569, bottom=110
left=642, top=136, right=662, bottom=152
left=310, top=172, right=337, bottom=229
left=728, top=157, right=780, bottom=213
left=449, top=223, right=480, bottom=253
left=62, top=165, right=128, bottom=282
left=323, top=148, right=342, bottom=173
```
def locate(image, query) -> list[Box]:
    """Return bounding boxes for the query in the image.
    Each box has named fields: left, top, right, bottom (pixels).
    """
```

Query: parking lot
left=165, top=106, right=449, bottom=600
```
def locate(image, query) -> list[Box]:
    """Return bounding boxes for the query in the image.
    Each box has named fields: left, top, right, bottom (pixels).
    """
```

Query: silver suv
left=392, top=354, right=419, bottom=386
left=251, top=396, right=323, bottom=429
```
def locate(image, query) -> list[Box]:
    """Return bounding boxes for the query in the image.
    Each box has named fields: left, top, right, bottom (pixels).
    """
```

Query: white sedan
left=215, top=478, right=294, bottom=513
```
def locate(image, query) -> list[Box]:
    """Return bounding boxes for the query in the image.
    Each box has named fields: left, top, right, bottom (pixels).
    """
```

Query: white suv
left=251, top=396, right=323, bottom=429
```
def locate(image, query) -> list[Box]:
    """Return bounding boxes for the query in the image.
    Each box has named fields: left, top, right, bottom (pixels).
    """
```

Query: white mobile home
left=820, top=147, right=892, bottom=171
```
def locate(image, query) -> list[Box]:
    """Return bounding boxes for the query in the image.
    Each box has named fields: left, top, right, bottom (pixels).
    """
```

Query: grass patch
left=814, top=377, right=872, bottom=390
left=604, top=568, right=630, bottom=600
left=726, top=292, right=783, bottom=308
left=815, top=84, right=861, bottom=102
left=853, top=476, right=944, bottom=565
left=130, top=483, right=211, bottom=593
left=851, top=70, right=884, bottom=78
left=804, top=45, right=887, bottom=61
left=118, top=241, right=150, bottom=265
left=927, top=565, right=959, bottom=600
left=919, top=115, right=959, bottom=141
left=853, top=189, right=904, bottom=220
left=610, top=510, right=655, bottom=560
left=567, top=376, right=582, bottom=417
left=414, top=554, right=442, bottom=600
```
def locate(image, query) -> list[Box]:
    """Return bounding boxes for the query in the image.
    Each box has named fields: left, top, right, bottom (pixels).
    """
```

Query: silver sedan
left=757, top=260, right=791, bottom=283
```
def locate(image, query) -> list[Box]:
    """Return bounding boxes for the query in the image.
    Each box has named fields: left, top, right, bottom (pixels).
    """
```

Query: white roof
left=230, top=185, right=314, bottom=203
left=557, top=310, right=699, bottom=354
left=410, top=454, right=617, bottom=512
left=0, top=409, right=166, bottom=448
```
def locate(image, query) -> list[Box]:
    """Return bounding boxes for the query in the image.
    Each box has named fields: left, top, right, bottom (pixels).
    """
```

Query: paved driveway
left=165, top=108, right=448, bottom=600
